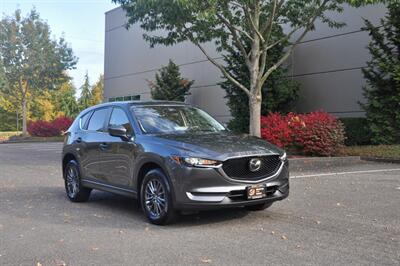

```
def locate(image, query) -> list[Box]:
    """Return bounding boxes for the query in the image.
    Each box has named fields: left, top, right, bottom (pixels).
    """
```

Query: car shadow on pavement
left=0, top=185, right=251, bottom=228
left=88, top=190, right=251, bottom=227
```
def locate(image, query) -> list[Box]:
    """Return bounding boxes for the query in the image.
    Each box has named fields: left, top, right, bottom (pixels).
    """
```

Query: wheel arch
left=62, top=153, right=77, bottom=175
left=134, top=156, right=175, bottom=202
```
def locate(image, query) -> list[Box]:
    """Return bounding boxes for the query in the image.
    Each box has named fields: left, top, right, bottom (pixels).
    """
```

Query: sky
left=0, top=0, right=117, bottom=94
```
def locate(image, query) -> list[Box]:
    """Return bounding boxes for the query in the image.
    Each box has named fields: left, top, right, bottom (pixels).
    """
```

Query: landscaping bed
left=1, top=134, right=63, bottom=143
left=0, top=131, right=21, bottom=142
left=345, top=145, right=400, bottom=163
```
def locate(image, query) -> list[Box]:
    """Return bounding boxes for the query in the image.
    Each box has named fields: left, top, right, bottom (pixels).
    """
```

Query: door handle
left=99, top=143, right=109, bottom=150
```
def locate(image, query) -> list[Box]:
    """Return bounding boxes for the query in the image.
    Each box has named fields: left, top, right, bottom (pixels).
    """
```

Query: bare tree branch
left=265, top=26, right=301, bottom=50
left=194, top=42, right=251, bottom=97
left=258, top=0, right=280, bottom=78
left=261, top=0, right=279, bottom=42
left=243, top=3, right=265, bottom=43
left=215, top=13, right=252, bottom=68
left=231, top=25, right=254, bottom=41
left=260, top=0, right=329, bottom=85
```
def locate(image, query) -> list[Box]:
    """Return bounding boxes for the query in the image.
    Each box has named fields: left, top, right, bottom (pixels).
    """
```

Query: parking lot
left=0, top=142, right=399, bottom=265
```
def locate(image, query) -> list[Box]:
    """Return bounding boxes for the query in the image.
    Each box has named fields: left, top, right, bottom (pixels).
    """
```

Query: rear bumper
left=168, top=160, right=290, bottom=210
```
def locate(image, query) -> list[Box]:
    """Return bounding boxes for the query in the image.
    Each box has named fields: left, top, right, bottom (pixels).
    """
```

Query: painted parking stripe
left=291, top=168, right=400, bottom=179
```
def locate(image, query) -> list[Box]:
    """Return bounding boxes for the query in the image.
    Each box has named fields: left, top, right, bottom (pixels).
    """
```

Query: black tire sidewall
left=64, top=160, right=90, bottom=202
left=140, top=169, right=175, bottom=225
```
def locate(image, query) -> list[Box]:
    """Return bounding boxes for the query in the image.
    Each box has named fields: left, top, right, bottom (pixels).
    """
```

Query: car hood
left=151, top=131, right=282, bottom=161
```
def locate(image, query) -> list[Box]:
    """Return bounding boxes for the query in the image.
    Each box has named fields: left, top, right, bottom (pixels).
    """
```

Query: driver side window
left=109, top=108, right=133, bottom=135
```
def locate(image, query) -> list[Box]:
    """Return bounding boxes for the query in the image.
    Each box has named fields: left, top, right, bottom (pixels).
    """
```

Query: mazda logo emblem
left=249, top=158, right=262, bottom=172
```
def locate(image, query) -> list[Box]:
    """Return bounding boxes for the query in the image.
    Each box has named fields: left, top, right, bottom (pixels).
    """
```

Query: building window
left=109, top=95, right=141, bottom=102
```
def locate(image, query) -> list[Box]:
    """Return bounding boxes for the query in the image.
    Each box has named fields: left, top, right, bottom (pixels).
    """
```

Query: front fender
left=133, top=153, right=177, bottom=188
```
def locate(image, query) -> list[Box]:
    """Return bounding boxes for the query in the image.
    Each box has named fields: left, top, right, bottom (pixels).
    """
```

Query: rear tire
left=245, top=202, right=273, bottom=211
left=140, top=169, right=177, bottom=225
left=64, top=160, right=91, bottom=202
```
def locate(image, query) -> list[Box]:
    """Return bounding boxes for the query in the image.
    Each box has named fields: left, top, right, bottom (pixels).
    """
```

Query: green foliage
left=0, top=8, right=77, bottom=134
left=0, top=106, right=16, bottom=131
left=113, top=0, right=382, bottom=136
left=30, top=90, right=56, bottom=121
left=113, top=0, right=378, bottom=50
left=220, top=26, right=299, bottom=133
left=56, top=81, right=80, bottom=118
left=361, top=2, right=400, bottom=144
left=91, top=75, right=104, bottom=106
left=149, top=60, right=194, bottom=102
left=78, top=73, right=92, bottom=110
left=339, top=117, right=372, bottom=146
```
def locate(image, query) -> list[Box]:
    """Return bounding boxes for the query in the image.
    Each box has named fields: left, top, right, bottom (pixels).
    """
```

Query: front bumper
left=169, top=160, right=290, bottom=210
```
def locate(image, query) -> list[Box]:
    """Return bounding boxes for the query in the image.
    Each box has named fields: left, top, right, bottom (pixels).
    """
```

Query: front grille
left=222, top=155, right=281, bottom=181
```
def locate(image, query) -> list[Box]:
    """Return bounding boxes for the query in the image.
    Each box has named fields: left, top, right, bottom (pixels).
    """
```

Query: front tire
left=140, top=169, right=177, bottom=225
left=64, top=160, right=91, bottom=202
left=245, top=202, right=273, bottom=211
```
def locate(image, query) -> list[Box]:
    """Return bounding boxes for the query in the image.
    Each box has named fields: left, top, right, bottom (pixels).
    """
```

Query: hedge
left=339, top=117, right=372, bottom=146
left=261, top=112, right=345, bottom=156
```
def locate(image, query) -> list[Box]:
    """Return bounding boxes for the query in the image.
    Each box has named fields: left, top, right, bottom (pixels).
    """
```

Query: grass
left=0, top=131, right=21, bottom=141
left=345, top=145, right=400, bottom=160
left=0, top=132, right=63, bottom=142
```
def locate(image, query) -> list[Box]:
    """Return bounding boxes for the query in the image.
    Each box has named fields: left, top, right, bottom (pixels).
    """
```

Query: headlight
left=171, top=156, right=221, bottom=168
left=280, top=152, right=287, bottom=161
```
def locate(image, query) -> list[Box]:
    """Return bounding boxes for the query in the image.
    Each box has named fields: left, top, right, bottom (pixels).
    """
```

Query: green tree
left=0, top=9, right=77, bottom=135
left=221, top=25, right=299, bottom=133
left=30, top=89, right=56, bottom=121
left=149, top=60, right=194, bottom=102
left=78, top=72, right=92, bottom=110
left=113, top=0, right=384, bottom=137
left=361, top=2, right=400, bottom=144
left=0, top=66, right=15, bottom=131
left=91, top=74, right=104, bottom=106
left=56, top=81, right=79, bottom=118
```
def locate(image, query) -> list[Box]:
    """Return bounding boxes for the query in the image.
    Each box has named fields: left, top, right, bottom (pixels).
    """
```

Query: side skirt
left=81, top=179, right=137, bottom=199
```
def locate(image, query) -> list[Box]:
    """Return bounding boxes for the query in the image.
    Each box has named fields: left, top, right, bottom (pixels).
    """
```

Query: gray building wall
left=104, top=4, right=387, bottom=122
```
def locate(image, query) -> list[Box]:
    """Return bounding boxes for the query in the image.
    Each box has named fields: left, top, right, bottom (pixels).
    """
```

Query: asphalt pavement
left=0, top=142, right=399, bottom=265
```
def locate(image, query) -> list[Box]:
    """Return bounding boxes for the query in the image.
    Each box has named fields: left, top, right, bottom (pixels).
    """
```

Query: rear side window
left=87, top=108, right=109, bottom=132
left=80, top=111, right=92, bottom=130
left=109, top=108, right=133, bottom=135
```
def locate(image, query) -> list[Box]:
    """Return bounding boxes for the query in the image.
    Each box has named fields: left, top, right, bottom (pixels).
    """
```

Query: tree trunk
left=249, top=95, right=261, bottom=137
left=22, top=96, right=27, bottom=136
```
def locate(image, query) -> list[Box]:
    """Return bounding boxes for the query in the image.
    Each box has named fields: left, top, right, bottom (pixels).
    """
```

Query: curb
left=0, top=140, right=63, bottom=144
left=360, top=156, right=400, bottom=164
left=288, top=156, right=362, bottom=172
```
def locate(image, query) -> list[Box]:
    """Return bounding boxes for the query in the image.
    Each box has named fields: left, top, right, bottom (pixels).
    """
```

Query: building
left=104, top=4, right=387, bottom=122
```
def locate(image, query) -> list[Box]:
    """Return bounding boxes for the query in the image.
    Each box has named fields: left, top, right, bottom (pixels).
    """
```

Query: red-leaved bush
left=260, top=113, right=292, bottom=148
left=261, top=111, right=345, bottom=156
left=52, top=117, right=73, bottom=134
left=28, top=116, right=73, bottom=137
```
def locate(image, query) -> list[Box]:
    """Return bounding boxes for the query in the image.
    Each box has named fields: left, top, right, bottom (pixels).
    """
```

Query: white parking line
left=291, top=168, right=400, bottom=179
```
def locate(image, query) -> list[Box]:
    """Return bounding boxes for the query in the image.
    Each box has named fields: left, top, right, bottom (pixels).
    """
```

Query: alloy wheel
left=66, top=165, right=79, bottom=198
left=144, top=179, right=167, bottom=218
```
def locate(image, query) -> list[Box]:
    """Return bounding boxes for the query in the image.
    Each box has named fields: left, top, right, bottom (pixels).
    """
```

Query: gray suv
left=62, top=101, right=289, bottom=224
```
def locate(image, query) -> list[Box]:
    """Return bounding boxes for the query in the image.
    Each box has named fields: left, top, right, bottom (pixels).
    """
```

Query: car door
left=74, top=110, right=92, bottom=179
left=100, top=107, right=137, bottom=188
left=81, top=107, right=111, bottom=181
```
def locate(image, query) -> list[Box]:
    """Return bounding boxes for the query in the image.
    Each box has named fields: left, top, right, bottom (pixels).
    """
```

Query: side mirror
left=108, top=125, right=130, bottom=141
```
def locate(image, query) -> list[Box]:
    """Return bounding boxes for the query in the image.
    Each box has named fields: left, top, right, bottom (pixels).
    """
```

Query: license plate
left=246, top=184, right=266, bottom=200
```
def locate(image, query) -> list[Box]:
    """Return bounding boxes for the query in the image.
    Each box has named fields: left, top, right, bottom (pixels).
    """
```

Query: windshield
left=131, top=105, right=226, bottom=134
